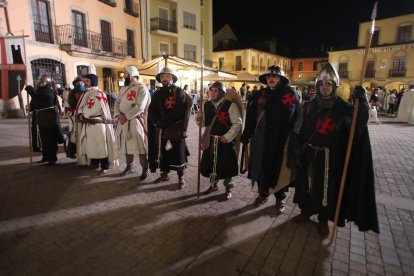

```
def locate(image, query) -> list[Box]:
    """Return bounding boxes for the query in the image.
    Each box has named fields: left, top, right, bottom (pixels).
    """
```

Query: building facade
left=329, top=13, right=414, bottom=100
left=1, top=0, right=213, bottom=111
left=290, top=57, right=328, bottom=89
left=1, top=0, right=146, bottom=93
left=146, top=0, right=212, bottom=91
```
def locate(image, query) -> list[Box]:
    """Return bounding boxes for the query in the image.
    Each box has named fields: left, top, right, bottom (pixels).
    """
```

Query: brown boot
left=153, top=172, right=170, bottom=183
left=178, top=176, right=186, bottom=189
left=203, top=182, right=218, bottom=195
left=253, top=195, right=268, bottom=207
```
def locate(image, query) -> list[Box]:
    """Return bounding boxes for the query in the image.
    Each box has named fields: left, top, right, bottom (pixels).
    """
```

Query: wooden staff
left=197, top=36, right=205, bottom=198
left=331, top=2, right=378, bottom=243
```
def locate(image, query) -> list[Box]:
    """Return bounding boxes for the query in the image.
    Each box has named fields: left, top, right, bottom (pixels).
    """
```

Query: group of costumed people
left=198, top=63, right=378, bottom=236
left=27, top=63, right=379, bottom=236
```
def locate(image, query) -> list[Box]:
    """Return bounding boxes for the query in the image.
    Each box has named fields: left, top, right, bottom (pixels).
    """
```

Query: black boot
left=140, top=169, right=149, bottom=181
left=120, top=164, right=136, bottom=176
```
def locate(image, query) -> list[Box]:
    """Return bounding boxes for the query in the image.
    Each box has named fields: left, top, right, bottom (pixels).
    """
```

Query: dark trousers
left=388, top=104, right=395, bottom=115
left=39, top=127, right=59, bottom=163
left=258, top=181, right=287, bottom=200
left=91, top=158, right=109, bottom=170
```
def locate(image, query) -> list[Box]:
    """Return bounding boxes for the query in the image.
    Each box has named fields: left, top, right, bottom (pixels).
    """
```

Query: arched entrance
left=30, top=59, right=66, bottom=86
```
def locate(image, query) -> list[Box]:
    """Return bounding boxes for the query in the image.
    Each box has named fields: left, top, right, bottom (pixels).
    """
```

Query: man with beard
left=115, top=66, right=151, bottom=180
left=241, top=65, right=300, bottom=214
left=291, top=63, right=379, bottom=236
left=148, top=67, right=190, bottom=189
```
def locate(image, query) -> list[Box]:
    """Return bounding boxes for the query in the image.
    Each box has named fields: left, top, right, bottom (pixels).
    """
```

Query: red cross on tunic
left=127, top=90, right=136, bottom=101
left=281, top=93, right=296, bottom=107
left=96, top=91, right=108, bottom=104
left=316, top=117, right=335, bottom=135
left=217, top=111, right=229, bottom=125
left=165, top=96, right=175, bottom=109
left=86, top=99, right=95, bottom=108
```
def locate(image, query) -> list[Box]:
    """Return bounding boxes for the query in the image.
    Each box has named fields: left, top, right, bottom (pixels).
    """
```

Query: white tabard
left=114, top=82, right=151, bottom=155
left=78, top=88, right=119, bottom=164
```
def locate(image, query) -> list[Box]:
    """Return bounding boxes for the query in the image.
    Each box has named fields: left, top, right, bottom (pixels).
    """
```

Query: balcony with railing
left=55, top=25, right=128, bottom=58
left=34, top=22, right=53, bottom=44
left=389, top=68, right=406, bottom=78
left=364, top=70, right=375, bottom=78
left=150, top=18, right=177, bottom=35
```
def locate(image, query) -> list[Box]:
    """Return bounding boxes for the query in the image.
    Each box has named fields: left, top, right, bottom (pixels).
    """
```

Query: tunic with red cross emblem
left=116, top=82, right=150, bottom=116
left=82, top=89, right=107, bottom=118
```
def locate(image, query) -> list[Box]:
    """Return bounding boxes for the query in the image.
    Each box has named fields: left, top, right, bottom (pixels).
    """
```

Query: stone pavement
left=0, top=114, right=413, bottom=275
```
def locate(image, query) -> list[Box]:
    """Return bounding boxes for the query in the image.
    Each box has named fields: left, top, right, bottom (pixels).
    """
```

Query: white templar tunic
left=79, top=88, right=119, bottom=163
left=114, top=81, right=151, bottom=155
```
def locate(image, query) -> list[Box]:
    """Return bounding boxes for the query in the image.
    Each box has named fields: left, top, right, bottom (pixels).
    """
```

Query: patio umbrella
left=202, top=72, right=237, bottom=82
left=236, top=71, right=259, bottom=82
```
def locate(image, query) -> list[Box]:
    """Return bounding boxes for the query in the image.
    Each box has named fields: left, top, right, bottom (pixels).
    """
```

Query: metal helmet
left=156, top=67, right=178, bottom=83
left=124, top=65, right=139, bottom=78
left=210, top=81, right=226, bottom=95
left=259, top=65, right=289, bottom=85
left=315, top=63, right=340, bottom=89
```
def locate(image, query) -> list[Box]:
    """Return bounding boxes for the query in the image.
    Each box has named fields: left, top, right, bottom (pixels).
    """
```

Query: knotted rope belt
left=306, top=143, right=330, bottom=207
left=210, top=135, right=219, bottom=184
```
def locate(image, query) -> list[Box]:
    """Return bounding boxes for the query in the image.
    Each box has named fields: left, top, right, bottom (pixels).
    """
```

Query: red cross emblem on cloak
left=127, top=90, right=136, bottom=101
left=281, top=93, right=296, bottom=107
left=86, top=99, right=95, bottom=108
left=217, top=111, right=229, bottom=125
left=165, top=96, right=175, bottom=109
left=316, top=117, right=335, bottom=135
left=96, top=91, right=108, bottom=104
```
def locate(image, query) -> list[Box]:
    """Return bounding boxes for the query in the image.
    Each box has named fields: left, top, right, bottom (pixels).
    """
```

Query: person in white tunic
left=115, top=66, right=151, bottom=180
left=397, top=84, right=414, bottom=124
left=78, top=74, right=119, bottom=175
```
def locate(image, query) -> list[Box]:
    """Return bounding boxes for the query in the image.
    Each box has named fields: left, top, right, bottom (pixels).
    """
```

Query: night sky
left=213, top=0, right=414, bottom=55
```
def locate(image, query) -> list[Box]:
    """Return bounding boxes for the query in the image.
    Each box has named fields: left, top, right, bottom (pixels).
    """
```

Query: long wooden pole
left=21, top=30, right=33, bottom=166
left=197, top=36, right=205, bottom=198
left=331, top=2, right=377, bottom=243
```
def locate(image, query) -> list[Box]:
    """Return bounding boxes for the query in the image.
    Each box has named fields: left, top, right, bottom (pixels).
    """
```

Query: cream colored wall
left=200, top=0, right=212, bottom=62
left=329, top=44, right=414, bottom=100
left=176, top=0, right=202, bottom=61
left=358, top=13, right=414, bottom=47
left=150, top=0, right=213, bottom=63
left=213, top=48, right=291, bottom=75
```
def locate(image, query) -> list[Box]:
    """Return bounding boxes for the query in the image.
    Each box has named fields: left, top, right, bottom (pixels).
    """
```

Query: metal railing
left=55, top=24, right=127, bottom=56
left=150, top=18, right=177, bottom=33
left=389, top=68, right=406, bottom=77
left=34, top=22, right=53, bottom=44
